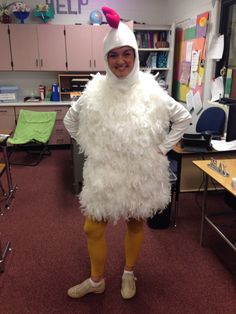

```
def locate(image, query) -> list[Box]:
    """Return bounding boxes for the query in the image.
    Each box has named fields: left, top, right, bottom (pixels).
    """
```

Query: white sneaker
left=121, top=273, right=137, bottom=299
left=67, top=278, right=105, bottom=298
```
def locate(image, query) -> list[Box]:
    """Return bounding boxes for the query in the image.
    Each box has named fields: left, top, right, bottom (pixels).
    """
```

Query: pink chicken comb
left=102, top=6, right=120, bottom=29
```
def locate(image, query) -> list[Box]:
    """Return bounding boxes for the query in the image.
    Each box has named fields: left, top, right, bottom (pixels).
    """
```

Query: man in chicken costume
left=64, top=7, right=191, bottom=299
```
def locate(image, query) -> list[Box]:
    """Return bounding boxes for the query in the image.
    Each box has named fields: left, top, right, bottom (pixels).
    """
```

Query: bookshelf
left=134, top=23, right=175, bottom=95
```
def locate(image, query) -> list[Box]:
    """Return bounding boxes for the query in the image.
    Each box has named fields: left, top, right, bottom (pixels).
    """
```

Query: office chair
left=7, top=109, right=57, bottom=166
left=196, top=107, right=226, bottom=137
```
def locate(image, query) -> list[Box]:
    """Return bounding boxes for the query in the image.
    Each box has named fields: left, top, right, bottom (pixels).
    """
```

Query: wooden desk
left=167, top=144, right=236, bottom=224
left=169, top=144, right=236, bottom=193
left=193, top=159, right=236, bottom=252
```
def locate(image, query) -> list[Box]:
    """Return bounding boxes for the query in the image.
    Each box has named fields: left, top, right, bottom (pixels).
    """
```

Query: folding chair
left=7, top=109, right=57, bottom=166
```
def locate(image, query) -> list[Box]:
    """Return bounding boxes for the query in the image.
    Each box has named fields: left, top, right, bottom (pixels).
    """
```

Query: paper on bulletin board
left=207, top=35, right=224, bottom=60
left=179, top=84, right=191, bottom=102
left=179, top=41, right=185, bottom=62
left=174, top=42, right=185, bottom=81
left=191, top=50, right=200, bottom=72
left=192, top=91, right=203, bottom=115
left=180, top=62, right=191, bottom=85
left=184, top=26, right=196, bottom=41
left=210, top=76, right=224, bottom=101
left=193, top=84, right=203, bottom=98
left=185, top=89, right=203, bottom=114
left=186, top=89, right=194, bottom=112
left=189, top=71, right=198, bottom=88
left=192, top=37, right=205, bottom=60
left=196, top=12, right=209, bottom=38
left=185, top=41, right=193, bottom=62
left=196, top=66, right=204, bottom=86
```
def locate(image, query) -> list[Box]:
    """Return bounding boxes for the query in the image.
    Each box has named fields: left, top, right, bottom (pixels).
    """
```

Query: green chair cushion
left=8, top=109, right=57, bottom=145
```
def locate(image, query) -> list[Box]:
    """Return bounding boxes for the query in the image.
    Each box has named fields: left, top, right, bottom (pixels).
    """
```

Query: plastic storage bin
left=0, top=86, right=19, bottom=103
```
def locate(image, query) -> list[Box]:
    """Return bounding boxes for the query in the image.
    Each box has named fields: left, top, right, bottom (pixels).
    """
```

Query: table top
left=193, top=159, right=236, bottom=196
left=173, top=142, right=236, bottom=155
left=0, top=130, right=12, bottom=144
left=0, top=101, right=71, bottom=107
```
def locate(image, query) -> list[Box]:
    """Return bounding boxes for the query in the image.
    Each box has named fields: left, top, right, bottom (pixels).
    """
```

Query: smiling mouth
left=116, top=66, right=127, bottom=70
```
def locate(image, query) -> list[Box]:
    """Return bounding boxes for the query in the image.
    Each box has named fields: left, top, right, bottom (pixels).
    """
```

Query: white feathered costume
left=64, top=22, right=191, bottom=223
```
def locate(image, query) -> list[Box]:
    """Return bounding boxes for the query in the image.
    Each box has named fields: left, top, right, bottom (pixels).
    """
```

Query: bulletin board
left=172, top=12, right=209, bottom=115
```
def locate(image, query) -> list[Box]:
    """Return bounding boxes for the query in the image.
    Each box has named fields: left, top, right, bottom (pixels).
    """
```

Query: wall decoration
left=0, top=1, right=15, bottom=24
left=196, top=11, right=209, bottom=38
left=173, top=11, right=209, bottom=116
left=46, top=0, right=88, bottom=15
left=89, top=9, right=102, bottom=25
left=12, top=2, right=30, bottom=24
left=33, top=3, right=55, bottom=23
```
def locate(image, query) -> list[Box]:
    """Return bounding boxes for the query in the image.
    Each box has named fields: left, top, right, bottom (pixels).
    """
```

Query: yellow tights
left=83, top=216, right=144, bottom=278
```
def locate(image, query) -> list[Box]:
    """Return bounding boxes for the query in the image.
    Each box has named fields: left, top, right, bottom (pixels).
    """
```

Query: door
left=37, top=24, right=67, bottom=71
left=65, top=24, right=93, bottom=71
left=91, top=24, right=109, bottom=71
left=10, top=24, right=40, bottom=71
left=10, top=24, right=67, bottom=71
left=0, top=25, right=12, bottom=71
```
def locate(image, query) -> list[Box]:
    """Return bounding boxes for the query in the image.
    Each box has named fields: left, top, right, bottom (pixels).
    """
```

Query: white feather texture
left=76, top=71, right=172, bottom=223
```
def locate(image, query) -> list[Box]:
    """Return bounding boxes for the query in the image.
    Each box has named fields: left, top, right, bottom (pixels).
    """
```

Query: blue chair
left=196, top=107, right=226, bottom=137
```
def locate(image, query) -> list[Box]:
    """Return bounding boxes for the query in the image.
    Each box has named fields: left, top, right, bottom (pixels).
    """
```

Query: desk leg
left=200, top=173, right=208, bottom=246
left=2, top=145, right=17, bottom=209
left=0, top=239, right=11, bottom=272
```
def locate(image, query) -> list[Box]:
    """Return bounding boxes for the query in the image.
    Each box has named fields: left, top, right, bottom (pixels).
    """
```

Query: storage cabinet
left=1, top=22, right=133, bottom=72
left=0, top=107, right=16, bottom=130
left=65, top=24, right=109, bottom=71
left=37, top=25, right=67, bottom=71
left=0, top=25, right=12, bottom=71
left=134, top=24, right=175, bottom=95
left=14, top=105, right=71, bottom=145
left=9, top=24, right=67, bottom=71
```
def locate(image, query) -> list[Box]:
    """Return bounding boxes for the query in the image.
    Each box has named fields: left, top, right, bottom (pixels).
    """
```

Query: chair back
left=196, top=107, right=226, bottom=135
left=8, top=109, right=57, bottom=145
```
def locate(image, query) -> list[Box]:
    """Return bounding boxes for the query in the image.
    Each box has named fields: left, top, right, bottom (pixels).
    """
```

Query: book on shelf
left=224, top=68, right=232, bottom=98
left=135, top=30, right=168, bottom=49
left=135, top=32, right=142, bottom=48
left=146, top=53, right=157, bottom=68
left=153, top=32, right=158, bottom=48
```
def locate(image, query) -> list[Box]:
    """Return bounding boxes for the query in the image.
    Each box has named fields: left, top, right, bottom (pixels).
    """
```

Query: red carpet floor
left=0, top=149, right=235, bottom=314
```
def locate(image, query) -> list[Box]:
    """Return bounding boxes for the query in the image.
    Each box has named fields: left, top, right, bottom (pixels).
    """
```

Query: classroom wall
left=0, top=0, right=221, bottom=108
left=0, top=0, right=168, bottom=99
left=165, top=0, right=222, bottom=132
left=9, top=0, right=168, bottom=25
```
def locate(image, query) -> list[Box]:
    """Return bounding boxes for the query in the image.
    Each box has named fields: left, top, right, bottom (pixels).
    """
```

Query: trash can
left=147, top=169, right=177, bottom=229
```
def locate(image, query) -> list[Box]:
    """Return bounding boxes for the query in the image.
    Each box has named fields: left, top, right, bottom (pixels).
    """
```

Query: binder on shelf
left=229, top=68, right=236, bottom=99
left=153, top=32, right=158, bottom=48
left=224, top=68, right=232, bottom=98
